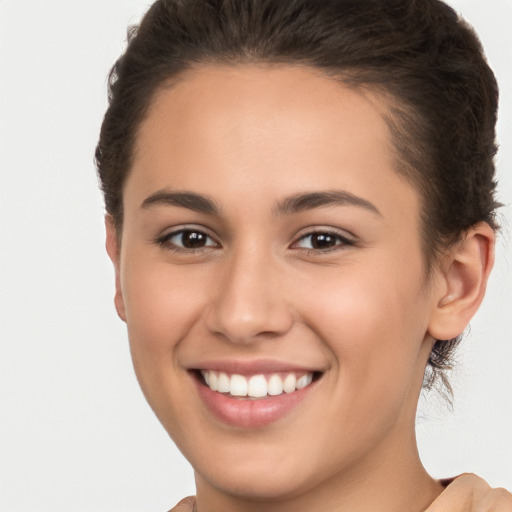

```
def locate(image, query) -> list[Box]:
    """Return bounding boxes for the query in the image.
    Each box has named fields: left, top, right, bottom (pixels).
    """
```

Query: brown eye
left=179, top=231, right=208, bottom=248
left=159, top=229, right=218, bottom=250
left=295, top=231, right=354, bottom=251
left=309, top=233, right=338, bottom=249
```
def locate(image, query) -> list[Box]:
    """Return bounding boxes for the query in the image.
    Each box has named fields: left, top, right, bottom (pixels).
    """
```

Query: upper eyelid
left=293, top=226, right=356, bottom=241
left=155, top=225, right=356, bottom=247
left=157, top=226, right=220, bottom=246
left=290, top=228, right=357, bottom=251
left=159, top=224, right=216, bottom=238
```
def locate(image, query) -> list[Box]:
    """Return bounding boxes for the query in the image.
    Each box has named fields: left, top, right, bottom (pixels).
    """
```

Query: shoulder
left=427, top=474, right=512, bottom=511
left=167, top=496, right=196, bottom=512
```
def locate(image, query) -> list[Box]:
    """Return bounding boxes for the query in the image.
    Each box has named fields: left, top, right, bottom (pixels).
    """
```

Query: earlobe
left=428, top=222, right=495, bottom=341
left=105, top=215, right=127, bottom=322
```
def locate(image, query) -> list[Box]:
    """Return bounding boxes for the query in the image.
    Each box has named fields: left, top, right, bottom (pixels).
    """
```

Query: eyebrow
left=140, top=189, right=380, bottom=217
left=141, top=190, right=220, bottom=214
left=273, top=190, right=381, bottom=217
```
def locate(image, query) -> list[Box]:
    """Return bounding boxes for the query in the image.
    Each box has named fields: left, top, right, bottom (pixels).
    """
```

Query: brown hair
left=95, top=0, right=500, bottom=393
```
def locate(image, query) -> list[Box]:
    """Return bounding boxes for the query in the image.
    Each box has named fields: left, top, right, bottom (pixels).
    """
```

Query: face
left=110, top=65, right=441, bottom=501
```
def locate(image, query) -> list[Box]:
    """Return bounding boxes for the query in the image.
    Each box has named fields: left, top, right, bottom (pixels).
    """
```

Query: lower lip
left=194, top=375, right=316, bottom=428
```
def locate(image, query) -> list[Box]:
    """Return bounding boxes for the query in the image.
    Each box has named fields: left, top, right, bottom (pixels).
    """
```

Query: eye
left=293, top=231, right=354, bottom=251
left=157, top=228, right=219, bottom=251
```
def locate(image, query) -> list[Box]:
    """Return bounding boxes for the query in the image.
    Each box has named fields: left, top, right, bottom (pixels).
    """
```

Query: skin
left=428, top=474, right=512, bottom=512
left=106, top=64, right=496, bottom=512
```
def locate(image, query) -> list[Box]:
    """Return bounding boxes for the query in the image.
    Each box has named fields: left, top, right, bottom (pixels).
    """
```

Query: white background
left=0, top=1, right=511, bottom=511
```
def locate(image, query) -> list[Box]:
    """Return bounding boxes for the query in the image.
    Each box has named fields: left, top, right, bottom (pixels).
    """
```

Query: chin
left=197, top=463, right=316, bottom=502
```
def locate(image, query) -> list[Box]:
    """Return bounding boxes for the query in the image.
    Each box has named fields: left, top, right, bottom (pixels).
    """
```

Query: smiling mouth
left=197, top=370, right=321, bottom=399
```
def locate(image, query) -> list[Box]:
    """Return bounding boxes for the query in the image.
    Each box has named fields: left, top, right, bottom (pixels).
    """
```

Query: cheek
left=298, top=252, right=430, bottom=401
left=118, top=256, right=209, bottom=435
left=120, top=255, right=208, bottom=363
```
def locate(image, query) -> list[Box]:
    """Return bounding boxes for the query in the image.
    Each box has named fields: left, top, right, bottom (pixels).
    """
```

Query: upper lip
left=189, top=359, right=325, bottom=375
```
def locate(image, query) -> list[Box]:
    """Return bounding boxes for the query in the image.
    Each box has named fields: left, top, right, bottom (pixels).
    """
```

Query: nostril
left=202, top=273, right=294, bottom=344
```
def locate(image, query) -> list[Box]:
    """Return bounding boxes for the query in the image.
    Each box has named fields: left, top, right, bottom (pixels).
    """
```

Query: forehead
left=136, top=64, right=392, bottom=162
left=128, top=64, right=418, bottom=222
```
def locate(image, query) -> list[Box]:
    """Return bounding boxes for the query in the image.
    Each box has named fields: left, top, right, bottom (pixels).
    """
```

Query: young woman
left=96, top=0, right=512, bottom=510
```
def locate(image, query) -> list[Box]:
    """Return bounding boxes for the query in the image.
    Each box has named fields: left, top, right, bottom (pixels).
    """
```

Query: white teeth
left=267, top=374, right=283, bottom=396
left=209, top=371, right=218, bottom=391
left=201, top=370, right=315, bottom=397
left=296, top=374, right=312, bottom=389
left=283, top=374, right=297, bottom=393
left=248, top=375, right=268, bottom=397
left=230, top=374, right=248, bottom=396
left=217, top=372, right=230, bottom=393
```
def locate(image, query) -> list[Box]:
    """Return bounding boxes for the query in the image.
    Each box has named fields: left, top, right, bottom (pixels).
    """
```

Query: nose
left=204, top=248, right=294, bottom=344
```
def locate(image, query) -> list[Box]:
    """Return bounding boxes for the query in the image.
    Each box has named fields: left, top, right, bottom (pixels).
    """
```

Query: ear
left=105, top=215, right=127, bottom=322
left=428, top=222, right=495, bottom=341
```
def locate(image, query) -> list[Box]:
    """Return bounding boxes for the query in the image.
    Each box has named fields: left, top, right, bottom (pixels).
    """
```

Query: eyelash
left=155, top=227, right=356, bottom=254
left=155, top=228, right=219, bottom=253
left=292, top=230, right=355, bottom=253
